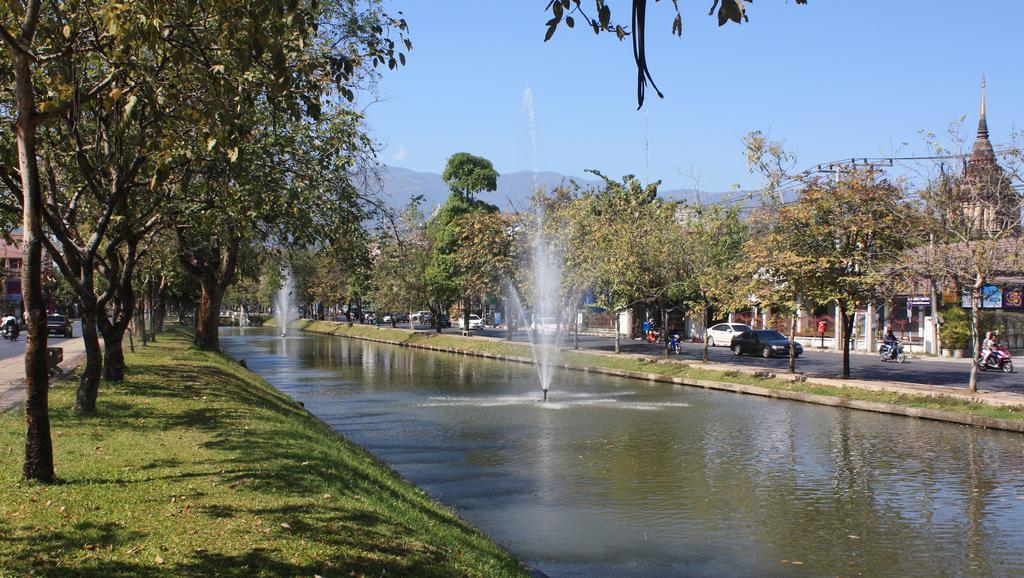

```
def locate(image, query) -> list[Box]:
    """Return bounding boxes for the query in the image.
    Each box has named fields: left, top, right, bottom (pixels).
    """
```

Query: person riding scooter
left=882, top=327, right=899, bottom=359
left=980, top=331, right=997, bottom=368
left=1, top=312, right=19, bottom=340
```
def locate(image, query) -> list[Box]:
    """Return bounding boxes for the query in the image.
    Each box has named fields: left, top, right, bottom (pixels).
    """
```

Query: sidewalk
left=0, top=336, right=89, bottom=411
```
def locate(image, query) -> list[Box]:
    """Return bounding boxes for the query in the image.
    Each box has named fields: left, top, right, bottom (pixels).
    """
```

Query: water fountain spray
left=276, top=265, right=295, bottom=337
left=506, top=208, right=564, bottom=402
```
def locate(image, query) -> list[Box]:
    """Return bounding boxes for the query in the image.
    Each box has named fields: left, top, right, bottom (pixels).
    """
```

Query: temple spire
left=977, top=73, right=989, bottom=140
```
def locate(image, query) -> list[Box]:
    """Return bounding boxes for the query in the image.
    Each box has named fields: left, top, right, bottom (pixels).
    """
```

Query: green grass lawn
left=0, top=328, right=528, bottom=577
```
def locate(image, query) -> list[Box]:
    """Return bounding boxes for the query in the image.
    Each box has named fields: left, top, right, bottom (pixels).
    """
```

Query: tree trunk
left=195, top=280, right=225, bottom=351
left=968, top=280, right=981, bottom=393
left=505, top=300, right=513, bottom=340
left=147, top=279, right=159, bottom=341
left=153, top=282, right=166, bottom=334
left=840, top=306, right=854, bottom=379
left=75, top=308, right=102, bottom=414
left=102, top=329, right=126, bottom=381
left=134, top=293, right=147, bottom=347
left=614, top=309, right=621, bottom=354
left=574, top=305, right=580, bottom=351
left=662, top=306, right=669, bottom=358
left=788, top=315, right=797, bottom=374
left=13, top=25, right=54, bottom=483
left=703, top=306, right=711, bottom=362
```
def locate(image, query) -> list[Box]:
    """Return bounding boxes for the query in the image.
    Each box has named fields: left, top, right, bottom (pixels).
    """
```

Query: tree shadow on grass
left=40, top=349, right=524, bottom=577
left=0, top=520, right=158, bottom=577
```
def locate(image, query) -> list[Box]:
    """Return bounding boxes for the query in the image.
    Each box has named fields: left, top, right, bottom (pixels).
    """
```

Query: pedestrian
left=817, top=319, right=827, bottom=348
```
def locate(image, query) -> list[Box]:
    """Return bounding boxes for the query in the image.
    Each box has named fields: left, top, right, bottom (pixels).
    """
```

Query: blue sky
left=362, top=1, right=1020, bottom=192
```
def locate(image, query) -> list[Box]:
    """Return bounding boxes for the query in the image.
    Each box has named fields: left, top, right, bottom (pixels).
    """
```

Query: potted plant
left=939, top=303, right=970, bottom=358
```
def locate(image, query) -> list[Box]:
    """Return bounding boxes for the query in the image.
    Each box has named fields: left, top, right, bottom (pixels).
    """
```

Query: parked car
left=47, top=314, right=73, bottom=338
left=456, top=314, right=484, bottom=330
left=706, top=323, right=753, bottom=347
left=730, top=329, right=803, bottom=358
left=394, top=313, right=410, bottom=324
left=432, top=314, right=451, bottom=328
left=530, top=317, right=559, bottom=335
left=382, top=314, right=393, bottom=324
left=411, top=310, right=432, bottom=324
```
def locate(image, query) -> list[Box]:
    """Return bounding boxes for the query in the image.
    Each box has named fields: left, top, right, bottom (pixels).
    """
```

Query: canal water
left=222, top=328, right=1024, bottom=577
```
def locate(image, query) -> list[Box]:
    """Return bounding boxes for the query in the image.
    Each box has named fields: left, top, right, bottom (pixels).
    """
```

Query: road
left=0, top=320, right=86, bottom=410
left=390, top=323, right=1021, bottom=394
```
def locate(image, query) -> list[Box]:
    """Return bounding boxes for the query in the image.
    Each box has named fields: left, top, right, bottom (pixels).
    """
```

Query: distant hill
left=369, top=165, right=744, bottom=212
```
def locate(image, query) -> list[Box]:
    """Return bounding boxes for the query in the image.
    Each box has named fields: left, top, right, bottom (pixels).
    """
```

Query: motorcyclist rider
left=980, top=331, right=998, bottom=367
left=882, top=327, right=899, bottom=359
left=1, top=312, right=17, bottom=338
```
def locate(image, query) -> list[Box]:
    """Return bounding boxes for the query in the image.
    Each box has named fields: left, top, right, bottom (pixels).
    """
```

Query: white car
left=456, top=314, right=484, bottom=330
left=410, top=310, right=431, bottom=324
left=531, top=317, right=559, bottom=335
left=706, top=323, right=753, bottom=347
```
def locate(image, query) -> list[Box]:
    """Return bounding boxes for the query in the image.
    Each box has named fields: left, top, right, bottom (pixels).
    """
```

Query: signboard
left=984, top=286, right=1003, bottom=308
left=962, top=285, right=1004, bottom=309
left=907, top=296, right=931, bottom=307
left=1004, top=286, right=1024, bottom=309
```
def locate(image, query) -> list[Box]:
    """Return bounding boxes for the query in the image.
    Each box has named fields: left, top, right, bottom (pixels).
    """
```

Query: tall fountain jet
left=531, top=215, right=563, bottom=402
left=507, top=207, right=565, bottom=402
left=276, top=266, right=294, bottom=337
left=512, top=84, right=566, bottom=401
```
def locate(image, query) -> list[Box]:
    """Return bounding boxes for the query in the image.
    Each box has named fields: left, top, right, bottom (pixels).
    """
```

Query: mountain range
left=369, top=166, right=743, bottom=213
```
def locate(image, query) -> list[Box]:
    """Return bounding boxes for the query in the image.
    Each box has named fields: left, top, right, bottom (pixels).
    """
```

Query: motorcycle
left=978, top=345, right=1013, bottom=373
left=879, top=341, right=906, bottom=363
left=1, top=324, right=18, bottom=341
left=668, top=333, right=681, bottom=354
left=646, top=328, right=661, bottom=343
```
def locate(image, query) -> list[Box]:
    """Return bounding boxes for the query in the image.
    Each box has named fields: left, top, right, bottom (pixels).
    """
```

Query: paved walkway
left=0, top=321, right=88, bottom=411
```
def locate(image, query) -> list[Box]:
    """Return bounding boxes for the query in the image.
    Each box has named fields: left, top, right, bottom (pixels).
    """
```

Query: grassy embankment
left=293, top=319, right=1024, bottom=425
left=0, top=328, right=529, bottom=577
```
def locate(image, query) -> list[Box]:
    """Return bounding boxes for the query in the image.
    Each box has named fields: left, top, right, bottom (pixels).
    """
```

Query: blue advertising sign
left=962, top=285, right=1004, bottom=309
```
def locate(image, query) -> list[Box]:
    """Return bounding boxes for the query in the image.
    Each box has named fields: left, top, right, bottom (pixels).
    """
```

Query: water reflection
left=222, top=328, right=1024, bottom=577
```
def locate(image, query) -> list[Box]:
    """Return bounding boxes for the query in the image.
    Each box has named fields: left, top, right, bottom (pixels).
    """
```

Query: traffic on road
left=376, top=321, right=1020, bottom=393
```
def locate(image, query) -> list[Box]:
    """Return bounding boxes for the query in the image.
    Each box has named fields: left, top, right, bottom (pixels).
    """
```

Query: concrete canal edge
left=289, top=321, right=1024, bottom=434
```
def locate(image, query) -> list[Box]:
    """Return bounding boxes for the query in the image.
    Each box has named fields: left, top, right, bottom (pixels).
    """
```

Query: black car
left=730, top=329, right=802, bottom=358
left=393, top=313, right=410, bottom=324
left=47, top=314, right=73, bottom=337
left=432, top=314, right=451, bottom=329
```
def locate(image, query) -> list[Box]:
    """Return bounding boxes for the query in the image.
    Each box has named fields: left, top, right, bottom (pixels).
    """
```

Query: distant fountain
left=276, top=266, right=294, bottom=337
left=239, top=301, right=250, bottom=327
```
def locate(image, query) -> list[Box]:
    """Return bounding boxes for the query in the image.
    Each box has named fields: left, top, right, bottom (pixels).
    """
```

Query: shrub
left=940, top=303, right=970, bottom=350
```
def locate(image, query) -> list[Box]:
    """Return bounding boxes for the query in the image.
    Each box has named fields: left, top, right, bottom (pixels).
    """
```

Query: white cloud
left=393, top=146, right=407, bottom=161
